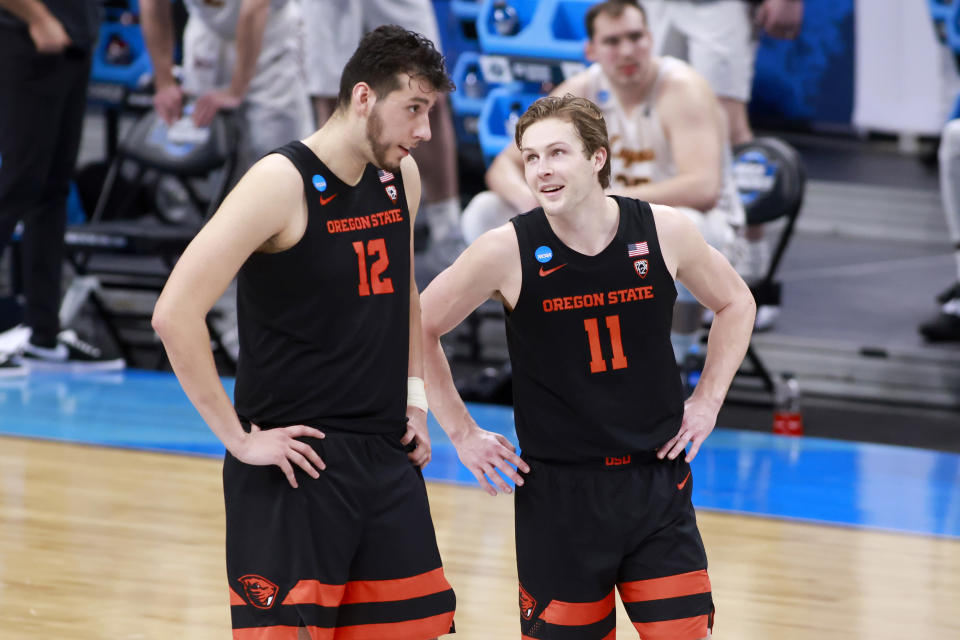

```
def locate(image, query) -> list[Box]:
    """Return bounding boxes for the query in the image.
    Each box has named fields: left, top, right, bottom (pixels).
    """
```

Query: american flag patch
left=627, top=241, right=649, bottom=257
left=378, top=170, right=395, bottom=183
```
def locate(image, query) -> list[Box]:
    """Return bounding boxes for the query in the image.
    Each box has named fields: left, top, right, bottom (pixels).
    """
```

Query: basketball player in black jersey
left=153, top=26, right=456, bottom=639
left=421, top=95, right=755, bottom=639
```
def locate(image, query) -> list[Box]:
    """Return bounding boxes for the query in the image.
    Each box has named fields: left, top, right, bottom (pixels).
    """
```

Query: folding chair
left=62, top=109, right=240, bottom=370
left=730, top=136, right=807, bottom=397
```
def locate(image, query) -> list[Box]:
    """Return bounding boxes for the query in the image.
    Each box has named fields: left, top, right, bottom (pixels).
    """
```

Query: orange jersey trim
left=335, top=611, right=455, bottom=640
left=619, top=569, right=711, bottom=603
left=632, top=614, right=710, bottom=640
left=281, top=581, right=346, bottom=607
left=341, top=567, right=451, bottom=604
left=539, top=590, right=615, bottom=626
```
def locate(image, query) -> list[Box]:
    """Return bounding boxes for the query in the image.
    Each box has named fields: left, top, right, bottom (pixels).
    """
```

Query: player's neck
left=302, top=115, right=370, bottom=186
left=545, top=192, right=618, bottom=256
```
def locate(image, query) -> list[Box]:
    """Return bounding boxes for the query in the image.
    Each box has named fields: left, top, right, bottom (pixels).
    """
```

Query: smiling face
left=364, top=73, right=437, bottom=171
left=520, top=117, right=606, bottom=216
left=585, top=4, right=654, bottom=90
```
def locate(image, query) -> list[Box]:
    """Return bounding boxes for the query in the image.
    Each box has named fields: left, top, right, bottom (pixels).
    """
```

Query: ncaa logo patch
left=634, top=259, right=648, bottom=278
left=312, top=174, right=327, bottom=192
left=535, top=246, right=553, bottom=263
left=519, top=583, right=537, bottom=620
left=238, top=574, right=279, bottom=610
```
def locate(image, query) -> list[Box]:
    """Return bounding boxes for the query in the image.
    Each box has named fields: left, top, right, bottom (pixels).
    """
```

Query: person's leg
left=514, top=461, right=621, bottom=639
left=341, top=433, right=455, bottom=639
left=919, top=118, right=960, bottom=341
left=618, top=457, right=714, bottom=640
left=460, top=191, right=519, bottom=244
left=303, top=0, right=362, bottom=128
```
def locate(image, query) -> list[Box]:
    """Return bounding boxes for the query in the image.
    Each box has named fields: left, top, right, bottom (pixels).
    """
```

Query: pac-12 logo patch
left=385, top=184, right=398, bottom=203
left=238, top=574, right=279, bottom=609
left=519, top=583, right=537, bottom=620
left=312, top=174, right=327, bottom=192
left=634, top=259, right=648, bottom=278
left=535, top=246, right=553, bottom=263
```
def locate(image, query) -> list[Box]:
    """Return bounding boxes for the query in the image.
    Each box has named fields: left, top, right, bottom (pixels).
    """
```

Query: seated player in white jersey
left=462, top=0, right=745, bottom=363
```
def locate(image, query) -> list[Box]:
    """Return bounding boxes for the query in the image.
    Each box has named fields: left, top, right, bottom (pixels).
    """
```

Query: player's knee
left=461, top=191, right=516, bottom=243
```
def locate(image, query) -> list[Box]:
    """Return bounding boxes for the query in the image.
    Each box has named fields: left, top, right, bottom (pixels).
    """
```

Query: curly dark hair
left=337, top=25, right=455, bottom=108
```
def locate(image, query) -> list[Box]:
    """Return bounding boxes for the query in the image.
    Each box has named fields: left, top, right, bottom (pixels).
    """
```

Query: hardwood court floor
left=2, top=436, right=959, bottom=639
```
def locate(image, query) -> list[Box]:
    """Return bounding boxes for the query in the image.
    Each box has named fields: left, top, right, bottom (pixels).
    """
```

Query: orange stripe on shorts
left=632, top=614, right=710, bottom=640
left=335, top=611, right=455, bottom=640
left=619, top=569, right=711, bottom=602
left=539, top=590, right=615, bottom=626
left=280, top=580, right=346, bottom=607
left=341, top=567, right=452, bottom=604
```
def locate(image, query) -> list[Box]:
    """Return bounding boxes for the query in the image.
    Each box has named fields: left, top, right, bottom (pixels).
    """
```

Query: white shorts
left=643, top=0, right=757, bottom=102
left=182, top=1, right=313, bottom=163
left=302, top=0, right=442, bottom=97
left=461, top=191, right=745, bottom=263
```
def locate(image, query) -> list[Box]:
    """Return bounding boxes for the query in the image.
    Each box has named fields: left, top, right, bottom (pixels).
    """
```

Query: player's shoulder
left=655, top=56, right=714, bottom=104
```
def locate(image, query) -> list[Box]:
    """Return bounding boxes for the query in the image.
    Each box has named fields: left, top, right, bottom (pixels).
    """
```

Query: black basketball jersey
left=506, top=196, right=684, bottom=462
left=234, top=141, right=411, bottom=434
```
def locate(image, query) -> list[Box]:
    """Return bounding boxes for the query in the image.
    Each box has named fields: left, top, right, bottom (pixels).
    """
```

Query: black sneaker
left=17, top=330, right=125, bottom=372
left=0, top=352, right=26, bottom=378
left=936, top=281, right=960, bottom=305
left=918, top=299, right=960, bottom=342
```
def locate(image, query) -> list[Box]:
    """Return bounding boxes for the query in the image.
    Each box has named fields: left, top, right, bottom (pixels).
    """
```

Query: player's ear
left=352, top=82, right=376, bottom=117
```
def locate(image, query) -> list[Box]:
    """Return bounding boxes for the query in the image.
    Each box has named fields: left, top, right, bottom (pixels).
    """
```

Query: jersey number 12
left=352, top=238, right=394, bottom=296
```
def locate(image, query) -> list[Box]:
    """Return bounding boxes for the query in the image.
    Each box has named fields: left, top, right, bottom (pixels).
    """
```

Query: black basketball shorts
left=514, top=453, right=713, bottom=639
left=223, top=429, right=456, bottom=639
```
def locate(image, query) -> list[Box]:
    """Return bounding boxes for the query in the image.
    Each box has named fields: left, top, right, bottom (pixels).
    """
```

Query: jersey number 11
left=584, top=315, right=628, bottom=373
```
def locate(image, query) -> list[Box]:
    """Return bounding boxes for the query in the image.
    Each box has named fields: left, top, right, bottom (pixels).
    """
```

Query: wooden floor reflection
left=1, top=436, right=958, bottom=639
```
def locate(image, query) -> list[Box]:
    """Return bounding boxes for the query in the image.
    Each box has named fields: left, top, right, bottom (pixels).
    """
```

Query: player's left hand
left=657, top=397, right=718, bottom=463
left=402, top=407, right=432, bottom=468
left=192, top=89, right=243, bottom=127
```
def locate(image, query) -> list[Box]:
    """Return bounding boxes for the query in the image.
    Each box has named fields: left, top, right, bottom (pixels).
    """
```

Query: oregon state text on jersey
left=234, top=141, right=411, bottom=434
left=506, top=196, right=684, bottom=462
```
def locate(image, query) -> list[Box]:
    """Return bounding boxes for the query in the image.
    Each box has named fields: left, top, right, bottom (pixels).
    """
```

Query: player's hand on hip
left=153, top=84, right=184, bottom=126
left=403, top=408, right=432, bottom=468
left=192, top=89, right=242, bottom=127
left=756, top=0, right=803, bottom=40
left=657, top=398, right=717, bottom=463
left=235, top=423, right=326, bottom=489
left=453, top=427, right=529, bottom=497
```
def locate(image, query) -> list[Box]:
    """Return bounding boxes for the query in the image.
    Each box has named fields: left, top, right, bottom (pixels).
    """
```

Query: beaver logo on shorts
left=519, top=583, right=537, bottom=620
left=238, top=574, right=279, bottom=609
left=634, top=259, right=649, bottom=278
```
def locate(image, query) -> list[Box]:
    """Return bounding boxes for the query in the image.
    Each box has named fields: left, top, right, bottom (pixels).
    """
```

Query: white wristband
left=407, top=376, right=428, bottom=412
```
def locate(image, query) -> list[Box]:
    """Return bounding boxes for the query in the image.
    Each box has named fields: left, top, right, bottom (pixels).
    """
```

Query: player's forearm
left=139, top=0, right=177, bottom=87
left=616, top=173, right=720, bottom=212
left=229, top=0, right=270, bottom=99
left=422, top=330, right=478, bottom=443
left=152, top=309, right=246, bottom=452
left=408, top=278, right=424, bottom=380
left=0, top=0, right=50, bottom=24
left=692, top=289, right=756, bottom=408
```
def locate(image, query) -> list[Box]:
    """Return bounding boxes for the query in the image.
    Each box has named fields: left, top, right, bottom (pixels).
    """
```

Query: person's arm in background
left=755, top=0, right=804, bottom=40
left=608, top=68, right=724, bottom=212
left=0, top=0, right=70, bottom=53
left=651, top=204, right=756, bottom=462
left=139, top=0, right=183, bottom=124
left=400, top=155, right=433, bottom=469
left=420, top=225, right=530, bottom=496
left=191, top=0, right=270, bottom=126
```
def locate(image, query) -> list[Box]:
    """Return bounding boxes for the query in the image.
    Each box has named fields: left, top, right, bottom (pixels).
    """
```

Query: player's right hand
left=153, top=84, right=184, bottom=126
left=234, top=423, right=327, bottom=489
left=452, top=427, right=529, bottom=496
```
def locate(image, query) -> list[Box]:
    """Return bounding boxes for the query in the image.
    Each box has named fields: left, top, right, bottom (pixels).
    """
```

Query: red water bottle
left=773, top=374, right=804, bottom=436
